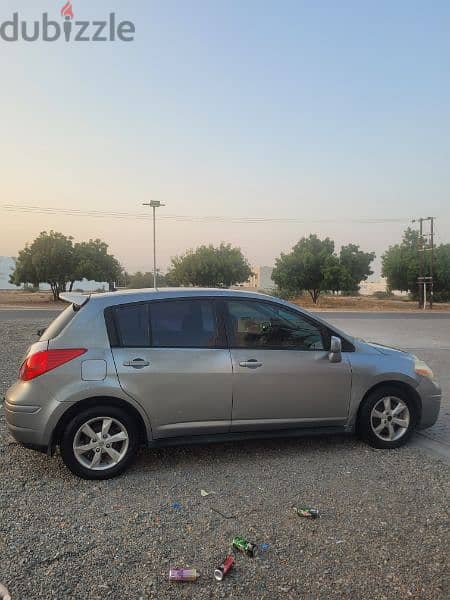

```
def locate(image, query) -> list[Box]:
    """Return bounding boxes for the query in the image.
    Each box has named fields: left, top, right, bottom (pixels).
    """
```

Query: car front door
left=223, top=299, right=352, bottom=432
left=109, top=298, right=232, bottom=438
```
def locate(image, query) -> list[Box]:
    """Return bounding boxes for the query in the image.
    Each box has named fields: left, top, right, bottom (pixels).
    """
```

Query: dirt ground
left=0, top=290, right=65, bottom=308
left=292, top=294, right=450, bottom=311
left=1, top=289, right=450, bottom=312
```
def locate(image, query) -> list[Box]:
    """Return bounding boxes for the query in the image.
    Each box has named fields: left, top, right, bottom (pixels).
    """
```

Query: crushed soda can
left=232, top=536, right=257, bottom=557
left=169, top=567, right=199, bottom=582
left=214, top=554, right=235, bottom=581
left=296, top=506, right=320, bottom=518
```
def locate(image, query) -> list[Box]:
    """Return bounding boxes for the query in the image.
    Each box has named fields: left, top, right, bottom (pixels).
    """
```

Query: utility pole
left=142, top=200, right=165, bottom=288
left=429, top=217, right=434, bottom=309
left=412, top=217, right=435, bottom=310
left=413, top=218, right=424, bottom=308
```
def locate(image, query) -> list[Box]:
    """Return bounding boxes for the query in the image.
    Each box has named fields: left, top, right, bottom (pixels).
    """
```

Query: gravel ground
left=0, top=318, right=449, bottom=600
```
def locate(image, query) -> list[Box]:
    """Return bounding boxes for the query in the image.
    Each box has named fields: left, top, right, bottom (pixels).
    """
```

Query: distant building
left=0, top=256, right=17, bottom=289
left=359, top=278, right=388, bottom=295
left=359, top=277, right=407, bottom=297
left=0, top=256, right=108, bottom=292
left=236, top=266, right=275, bottom=291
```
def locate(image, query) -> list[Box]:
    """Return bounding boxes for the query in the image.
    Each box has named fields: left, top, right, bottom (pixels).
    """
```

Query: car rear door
left=108, top=298, right=233, bottom=438
left=222, top=299, right=352, bottom=432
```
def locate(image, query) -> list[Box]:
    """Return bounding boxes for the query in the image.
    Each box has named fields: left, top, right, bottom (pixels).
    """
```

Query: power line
left=0, top=203, right=414, bottom=225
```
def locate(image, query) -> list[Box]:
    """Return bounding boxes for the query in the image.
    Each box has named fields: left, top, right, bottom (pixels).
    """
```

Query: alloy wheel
left=73, top=416, right=129, bottom=471
left=370, top=396, right=410, bottom=442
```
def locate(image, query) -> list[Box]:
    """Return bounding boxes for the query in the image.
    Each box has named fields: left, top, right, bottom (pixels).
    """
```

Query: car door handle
left=123, top=358, right=150, bottom=368
left=239, top=359, right=263, bottom=369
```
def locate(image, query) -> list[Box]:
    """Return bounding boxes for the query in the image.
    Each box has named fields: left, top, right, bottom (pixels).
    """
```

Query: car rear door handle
left=123, top=358, right=150, bottom=368
left=239, top=359, right=263, bottom=369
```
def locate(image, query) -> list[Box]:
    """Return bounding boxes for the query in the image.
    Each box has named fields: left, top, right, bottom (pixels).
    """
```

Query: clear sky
left=1, top=0, right=449, bottom=276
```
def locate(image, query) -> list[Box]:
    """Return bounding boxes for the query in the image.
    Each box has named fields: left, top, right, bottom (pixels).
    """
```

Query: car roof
left=60, top=287, right=357, bottom=347
left=87, top=287, right=277, bottom=306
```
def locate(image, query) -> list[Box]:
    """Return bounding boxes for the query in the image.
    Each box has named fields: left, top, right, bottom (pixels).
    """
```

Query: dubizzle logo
left=0, top=1, right=136, bottom=42
left=61, top=2, right=75, bottom=20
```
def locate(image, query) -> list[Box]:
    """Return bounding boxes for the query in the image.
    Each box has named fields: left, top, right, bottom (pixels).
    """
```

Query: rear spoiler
left=59, top=292, right=90, bottom=308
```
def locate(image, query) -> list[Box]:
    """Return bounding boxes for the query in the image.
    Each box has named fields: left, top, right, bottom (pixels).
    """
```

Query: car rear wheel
left=357, top=386, right=417, bottom=449
left=60, top=405, right=139, bottom=479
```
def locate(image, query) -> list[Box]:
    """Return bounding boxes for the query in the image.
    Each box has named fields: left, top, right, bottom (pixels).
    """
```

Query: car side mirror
left=329, top=336, right=342, bottom=363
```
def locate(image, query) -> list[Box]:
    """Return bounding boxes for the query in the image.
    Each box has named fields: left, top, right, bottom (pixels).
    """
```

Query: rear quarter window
left=108, top=303, right=151, bottom=347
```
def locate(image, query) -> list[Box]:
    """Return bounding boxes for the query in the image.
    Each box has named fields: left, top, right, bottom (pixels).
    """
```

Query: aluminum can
left=232, top=536, right=257, bottom=557
left=169, top=568, right=199, bottom=582
left=214, top=555, right=235, bottom=581
left=296, top=506, right=320, bottom=518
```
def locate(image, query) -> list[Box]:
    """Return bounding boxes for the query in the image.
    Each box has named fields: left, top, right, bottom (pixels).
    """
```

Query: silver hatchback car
left=5, top=288, right=441, bottom=479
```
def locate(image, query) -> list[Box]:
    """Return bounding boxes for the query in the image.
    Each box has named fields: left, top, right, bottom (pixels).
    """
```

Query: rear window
left=40, top=304, right=78, bottom=341
left=106, top=299, right=219, bottom=348
left=150, top=300, right=218, bottom=348
left=115, top=303, right=150, bottom=347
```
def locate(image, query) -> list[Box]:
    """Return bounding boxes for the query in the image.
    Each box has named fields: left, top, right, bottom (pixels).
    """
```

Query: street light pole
left=142, top=200, right=165, bottom=288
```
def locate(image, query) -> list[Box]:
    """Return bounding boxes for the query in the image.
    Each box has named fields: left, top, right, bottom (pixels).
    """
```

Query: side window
left=114, top=303, right=150, bottom=347
left=225, top=300, right=324, bottom=350
left=150, top=300, right=219, bottom=348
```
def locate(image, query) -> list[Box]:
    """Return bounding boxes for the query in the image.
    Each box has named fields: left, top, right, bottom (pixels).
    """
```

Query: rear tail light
left=19, top=348, right=87, bottom=381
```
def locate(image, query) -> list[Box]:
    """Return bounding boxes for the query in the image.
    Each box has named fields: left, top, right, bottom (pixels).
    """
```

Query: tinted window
left=150, top=300, right=218, bottom=348
left=115, top=303, right=150, bottom=347
left=225, top=300, right=324, bottom=350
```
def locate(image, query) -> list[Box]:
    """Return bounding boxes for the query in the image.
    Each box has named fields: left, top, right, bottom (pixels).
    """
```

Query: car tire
left=357, top=386, right=417, bottom=449
left=60, top=405, right=139, bottom=480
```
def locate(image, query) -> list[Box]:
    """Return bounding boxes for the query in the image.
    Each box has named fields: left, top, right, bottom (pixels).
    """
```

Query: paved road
left=0, top=308, right=61, bottom=320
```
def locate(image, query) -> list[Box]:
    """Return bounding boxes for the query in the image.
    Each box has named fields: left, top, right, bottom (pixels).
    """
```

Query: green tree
left=127, top=270, right=167, bottom=288
left=10, top=231, right=75, bottom=300
left=323, top=261, right=353, bottom=294
left=70, top=239, right=122, bottom=291
left=10, top=232, right=123, bottom=300
left=434, top=244, right=450, bottom=302
left=382, top=229, right=450, bottom=302
left=381, top=228, right=421, bottom=295
left=9, top=247, right=38, bottom=288
left=272, top=234, right=336, bottom=303
left=166, top=243, right=252, bottom=288
left=339, top=243, right=375, bottom=293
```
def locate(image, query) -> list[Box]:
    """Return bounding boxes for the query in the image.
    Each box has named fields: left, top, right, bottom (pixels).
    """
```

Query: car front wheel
left=60, top=405, right=139, bottom=479
left=357, top=386, right=417, bottom=449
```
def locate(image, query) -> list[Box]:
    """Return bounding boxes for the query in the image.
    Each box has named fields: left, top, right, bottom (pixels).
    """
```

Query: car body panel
left=111, top=347, right=233, bottom=437
left=4, top=288, right=442, bottom=454
left=229, top=349, right=352, bottom=431
left=343, top=339, right=423, bottom=429
left=5, top=341, right=153, bottom=447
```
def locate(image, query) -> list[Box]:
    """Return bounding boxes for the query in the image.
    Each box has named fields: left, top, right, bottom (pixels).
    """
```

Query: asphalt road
left=0, top=308, right=62, bottom=320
